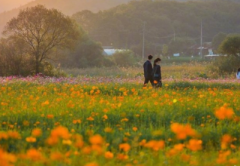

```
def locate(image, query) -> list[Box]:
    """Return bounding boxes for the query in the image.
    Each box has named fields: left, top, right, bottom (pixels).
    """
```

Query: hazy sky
left=0, top=0, right=32, bottom=12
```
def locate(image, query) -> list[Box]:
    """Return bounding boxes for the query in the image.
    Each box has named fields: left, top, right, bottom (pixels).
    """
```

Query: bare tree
left=3, top=5, right=80, bottom=74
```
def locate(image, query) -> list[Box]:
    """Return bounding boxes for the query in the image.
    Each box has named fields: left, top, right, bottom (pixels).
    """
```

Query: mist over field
left=0, top=0, right=32, bottom=12
left=0, top=0, right=132, bottom=37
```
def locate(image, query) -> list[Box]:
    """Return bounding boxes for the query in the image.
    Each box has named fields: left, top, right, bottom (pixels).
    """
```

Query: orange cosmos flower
left=215, top=105, right=234, bottom=120
left=186, top=139, right=202, bottom=151
left=26, top=149, right=43, bottom=161
left=230, top=144, right=236, bottom=149
left=41, top=100, right=49, bottom=106
left=73, top=119, right=81, bottom=124
left=87, top=116, right=94, bottom=121
left=0, top=149, right=16, bottom=165
left=82, top=146, right=92, bottom=155
left=0, top=132, right=8, bottom=140
left=47, top=114, right=54, bottom=119
left=229, top=158, right=238, bottom=164
left=216, top=150, right=231, bottom=164
left=26, top=137, right=36, bottom=143
left=85, top=162, right=99, bottom=166
left=75, top=139, right=84, bottom=149
left=7, top=131, right=21, bottom=139
left=171, top=123, right=196, bottom=140
left=117, top=153, right=129, bottom=160
left=119, top=143, right=131, bottom=152
left=181, top=153, right=191, bottom=162
left=91, top=144, right=103, bottom=155
left=166, top=143, right=185, bottom=157
left=50, top=126, right=71, bottom=140
left=46, top=136, right=59, bottom=146
left=62, top=139, right=72, bottom=145
left=32, top=128, right=42, bottom=137
left=174, top=143, right=185, bottom=151
left=144, top=140, right=165, bottom=151
left=74, top=135, right=84, bottom=148
left=89, top=135, right=104, bottom=146
left=103, top=115, right=108, bottom=120
left=23, top=120, right=30, bottom=126
left=139, top=139, right=147, bottom=146
left=50, top=151, right=64, bottom=161
left=221, top=134, right=233, bottom=149
left=132, top=127, right=138, bottom=131
left=121, top=118, right=129, bottom=122
left=105, top=151, right=114, bottom=159
left=104, top=127, right=113, bottom=133
left=103, top=109, right=109, bottom=113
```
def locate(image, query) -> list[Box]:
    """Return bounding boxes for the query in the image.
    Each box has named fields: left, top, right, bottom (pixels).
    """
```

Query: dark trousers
left=153, top=77, right=162, bottom=88
left=144, top=76, right=154, bottom=86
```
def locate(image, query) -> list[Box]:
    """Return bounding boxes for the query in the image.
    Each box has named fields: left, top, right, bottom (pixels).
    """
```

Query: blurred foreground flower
left=144, top=140, right=165, bottom=151
left=32, top=128, right=42, bottom=137
left=171, top=123, right=196, bottom=140
left=215, top=105, right=235, bottom=120
left=0, top=149, right=16, bottom=166
left=119, top=143, right=131, bottom=152
left=187, top=139, right=202, bottom=151
left=26, top=149, right=43, bottom=161
left=221, top=134, right=233, bottom=149
left=105, top=151, right=114, bottom=159
left=26, top=137, right=36, bottom=143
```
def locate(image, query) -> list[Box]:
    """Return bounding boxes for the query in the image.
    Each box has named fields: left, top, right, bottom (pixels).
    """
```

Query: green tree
left=113, top=50, right=138, bottom=67
left=3, top=5, right=80, bottom=74
left=212, top=32, right=227, bottom=53
left=72, top=1, right=240, bottom=56
left=57, top=35, right=105, bottom=68
left=219, top=35, right=240, bottom=56
left=210, top=56, right=240, bottom=74
left=162, top=44, right=168, bottom=57
left=71, top=39, right=104, bottom=68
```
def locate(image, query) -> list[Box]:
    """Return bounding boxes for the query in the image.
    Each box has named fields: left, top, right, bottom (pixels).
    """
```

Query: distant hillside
left=0, top=0, right=132, bottom=36
left=72, top=1, right=240, bottom=55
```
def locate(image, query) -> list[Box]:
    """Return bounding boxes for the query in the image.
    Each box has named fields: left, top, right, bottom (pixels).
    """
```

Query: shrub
left=113, top=50, right=139, bottom=67
left=209, top=56, right=240, bottom=74
left=40, top=62, right=67, bottom=77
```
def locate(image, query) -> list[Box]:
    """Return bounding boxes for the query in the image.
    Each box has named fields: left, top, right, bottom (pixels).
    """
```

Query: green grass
left=62, top=62, right=237, bottom=79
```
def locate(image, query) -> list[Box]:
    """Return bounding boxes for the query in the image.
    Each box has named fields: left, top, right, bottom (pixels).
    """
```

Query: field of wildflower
left=0, top=76, right=240, bottom=166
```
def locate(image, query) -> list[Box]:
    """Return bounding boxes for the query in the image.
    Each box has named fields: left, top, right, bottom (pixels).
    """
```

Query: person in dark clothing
left=153, top=58, right=162, bottom=88
left=143, top=55, right=154, bottom=86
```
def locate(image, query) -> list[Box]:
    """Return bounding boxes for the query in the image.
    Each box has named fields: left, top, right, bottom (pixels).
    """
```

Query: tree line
left=73, top=0, right=240, bottom=56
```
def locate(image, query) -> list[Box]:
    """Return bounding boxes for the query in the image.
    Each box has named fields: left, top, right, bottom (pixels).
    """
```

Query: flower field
left=0, top=77, right=240, bottom=166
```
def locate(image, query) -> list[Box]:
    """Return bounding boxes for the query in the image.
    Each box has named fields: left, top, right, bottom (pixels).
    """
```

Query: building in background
left=103, top=46, right=130, bottom=56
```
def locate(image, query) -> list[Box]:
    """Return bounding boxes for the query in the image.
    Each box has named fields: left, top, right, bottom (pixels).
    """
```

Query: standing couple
left=143, top=55, right=162, bottom=87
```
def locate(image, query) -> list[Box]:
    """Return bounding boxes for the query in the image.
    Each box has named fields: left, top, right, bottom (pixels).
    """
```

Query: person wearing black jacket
left=153, top=58, right=162, bottom=88
left=143, top=55, right=154, bottom=86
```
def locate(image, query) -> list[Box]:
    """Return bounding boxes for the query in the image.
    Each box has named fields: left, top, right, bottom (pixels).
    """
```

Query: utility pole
left=142, top=21, right=146, bottom=61
left=200, top=20, right=203, bottom=59
left=173, top=27, right=176, bottom=41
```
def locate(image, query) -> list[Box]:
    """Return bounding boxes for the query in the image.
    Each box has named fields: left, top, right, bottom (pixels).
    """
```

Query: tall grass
left=62, top=62, right=237, bottom=79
